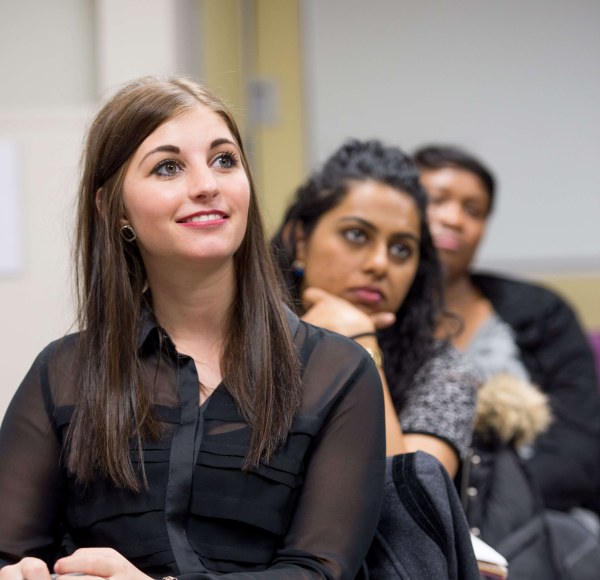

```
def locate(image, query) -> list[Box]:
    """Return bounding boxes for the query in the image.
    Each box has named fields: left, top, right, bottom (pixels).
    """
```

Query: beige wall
left=199, top=0, right=306, bottom=233
left=199, top=0, right=245, bottom=122
left=253, top=0, right=306, bottom=230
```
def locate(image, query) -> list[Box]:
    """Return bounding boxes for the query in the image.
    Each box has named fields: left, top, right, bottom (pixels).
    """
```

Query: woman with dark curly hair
left=272, top=139, right=479, bottom=477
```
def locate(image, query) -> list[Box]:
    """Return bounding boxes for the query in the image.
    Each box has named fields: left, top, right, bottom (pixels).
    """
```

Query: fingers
left=54, top=548, right=120, bottom=578
left=302, top=286, right=333, bottom=307
left=371, top=311, right=396, bottom=330
left=0, top=557, right=52, bottom=580
left=54, top=548, right=148, bottom=580
left=302, top=286, right=395, bottom=335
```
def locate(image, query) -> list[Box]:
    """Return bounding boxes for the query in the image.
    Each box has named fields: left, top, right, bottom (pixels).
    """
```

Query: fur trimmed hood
left=474, top=373, right=552, bottom=449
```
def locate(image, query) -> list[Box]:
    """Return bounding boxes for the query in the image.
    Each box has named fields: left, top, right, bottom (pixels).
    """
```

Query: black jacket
left=471, top=272, right=600, bottom=513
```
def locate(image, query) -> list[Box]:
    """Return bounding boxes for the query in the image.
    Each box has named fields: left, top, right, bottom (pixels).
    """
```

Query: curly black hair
left=272, top=139, right=448, bottom=410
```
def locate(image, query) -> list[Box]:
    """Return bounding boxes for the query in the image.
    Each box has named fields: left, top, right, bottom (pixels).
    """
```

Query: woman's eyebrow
left=137, top=138, right=238, bottom=169
left=138, top=145, right=180, bottom=167
left=337, top=216, right=377, bottom=231
left=338, top=216, right=420, bottom=242
left=210, top=137, right=237, bottom=149
left=392, top=232, right=420, bottom=244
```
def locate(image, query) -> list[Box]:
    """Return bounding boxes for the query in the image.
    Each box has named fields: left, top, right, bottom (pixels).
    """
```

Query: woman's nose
left=434, top=200, right=463, bottom=228
left=364, top=242, right=389, bottom=276
left=188, top=164, right=220, bottom=200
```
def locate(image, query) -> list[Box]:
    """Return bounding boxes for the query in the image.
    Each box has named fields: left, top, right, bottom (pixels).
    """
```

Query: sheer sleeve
left=0, top=345, right=65, bottom=566
left=179, top=329, right=387, bottom=579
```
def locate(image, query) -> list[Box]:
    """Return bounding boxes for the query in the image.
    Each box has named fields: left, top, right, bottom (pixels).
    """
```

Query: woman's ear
left=95, top=188, right=104, bottom=216
left=279, top=220, right=307, bottom=261
left=295, top=224, right=306, bottom=262
left=96, top=187, right=130, bottom=227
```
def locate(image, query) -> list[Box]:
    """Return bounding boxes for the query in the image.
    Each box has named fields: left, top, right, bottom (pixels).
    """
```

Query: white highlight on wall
left=0, top=139, right=22, bottom=276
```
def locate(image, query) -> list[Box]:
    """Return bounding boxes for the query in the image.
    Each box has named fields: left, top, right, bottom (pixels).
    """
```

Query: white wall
left=0, top=0, right=96, bottom=416
left=0, top=0, right=201, bottom=417
left=302, top=0, right=600, bottom=273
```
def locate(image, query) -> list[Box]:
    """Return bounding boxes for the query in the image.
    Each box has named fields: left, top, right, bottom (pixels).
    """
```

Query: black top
left=0, top=309, right=386, bottom=579
left=472, top=272, right=600, bottom=512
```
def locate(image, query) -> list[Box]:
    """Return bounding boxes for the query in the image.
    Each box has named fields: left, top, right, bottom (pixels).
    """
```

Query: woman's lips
left=177, top=211, right=228, bottom=227
left=433, top=233, right=462, bottom=252
left=349, top=287, right=385, bottom=305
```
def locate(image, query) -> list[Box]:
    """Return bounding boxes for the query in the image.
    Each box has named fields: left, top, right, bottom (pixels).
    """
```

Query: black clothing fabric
left=471, top=272, right=600, bottom=512
left=363, top=453, right=480, bottom=580
left=461, top=443, right=600, bottom=580
left=0, top=309, right=386, bottom=579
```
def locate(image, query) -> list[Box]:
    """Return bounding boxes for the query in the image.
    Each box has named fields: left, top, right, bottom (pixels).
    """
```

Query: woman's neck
left=147, top=260, right=235, bottom=348
left=444, top=273, right=479, bottom=312
left=147, top=261, right=236, bottom=398
left=442, top=272, right=492, bottom=351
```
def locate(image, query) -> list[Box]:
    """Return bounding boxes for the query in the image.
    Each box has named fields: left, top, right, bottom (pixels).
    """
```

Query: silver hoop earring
left=120, top=224, right=137, bottom=242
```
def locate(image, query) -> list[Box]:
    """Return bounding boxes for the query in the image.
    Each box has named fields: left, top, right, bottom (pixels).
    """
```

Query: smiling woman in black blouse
left=0, top=77, right=385, bottom=580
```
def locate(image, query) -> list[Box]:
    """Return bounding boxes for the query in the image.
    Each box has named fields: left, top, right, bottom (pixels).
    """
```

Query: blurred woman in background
left=415, top=144, right=600, bottom=578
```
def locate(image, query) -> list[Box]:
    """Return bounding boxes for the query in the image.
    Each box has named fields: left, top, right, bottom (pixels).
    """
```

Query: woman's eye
left=464, top=205, right=485, bottom=219
left=213, top=151, right=239, bottom=169
left=152, top=159, right=182, bottom=177
left=343, top=228, right=367, bottom=244
left=390, top=243, right=412, bottom=260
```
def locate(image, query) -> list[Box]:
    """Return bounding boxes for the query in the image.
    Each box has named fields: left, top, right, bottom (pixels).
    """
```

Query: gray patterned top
left=399, top=342, right=480, bottom=459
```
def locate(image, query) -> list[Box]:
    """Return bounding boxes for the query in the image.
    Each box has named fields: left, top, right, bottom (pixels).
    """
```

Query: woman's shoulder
left=28, top=333, right=81, bottom=402
left=410, top=341, right=480, bottom=411
left=296, top=318, right=373, bottom=357
left=471, top=271, right=589, bottom=350
left=421, top=341, right=480, bottom=384
left=401, top=342, right=479, bottom=456
left=294, top=319, right=382, bottom=412
left=471, top=271, right=573, bottom=318
left=5, top=333, right=81, bottom=425
left=35, top=333, right=80, bottom=369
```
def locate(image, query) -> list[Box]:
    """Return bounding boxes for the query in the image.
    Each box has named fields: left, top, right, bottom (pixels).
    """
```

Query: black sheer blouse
left=0, top=310, right=385, bottom=579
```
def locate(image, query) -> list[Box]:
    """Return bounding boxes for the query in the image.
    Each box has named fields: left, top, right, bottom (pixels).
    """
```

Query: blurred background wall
left=1, top=0, right=598, bottom=416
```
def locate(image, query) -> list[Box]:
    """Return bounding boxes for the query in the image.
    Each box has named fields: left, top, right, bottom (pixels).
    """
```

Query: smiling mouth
left=177, top=212, right=227, bottom=224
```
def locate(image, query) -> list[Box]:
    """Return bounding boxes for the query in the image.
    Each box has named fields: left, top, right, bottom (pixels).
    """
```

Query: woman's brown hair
left=69, top=76, right=302, bottom=491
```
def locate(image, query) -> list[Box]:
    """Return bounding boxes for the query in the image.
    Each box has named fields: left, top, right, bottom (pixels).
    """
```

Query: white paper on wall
left=0, top=139, right=22, bottom=276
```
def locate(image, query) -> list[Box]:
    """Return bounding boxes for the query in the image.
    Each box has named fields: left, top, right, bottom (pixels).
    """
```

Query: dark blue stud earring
left=292, top=259, right=305, bottom=277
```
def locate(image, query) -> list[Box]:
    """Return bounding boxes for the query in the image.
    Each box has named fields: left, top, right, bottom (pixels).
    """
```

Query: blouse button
left=467, top=486, right=478, bottom=497
left=471, top=454, right=481, bottom=465
left=471, top=527, right=481, bottom=536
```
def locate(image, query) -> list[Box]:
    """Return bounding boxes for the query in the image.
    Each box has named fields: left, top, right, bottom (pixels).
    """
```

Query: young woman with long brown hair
left=0, top=77, right=385, bottom=580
